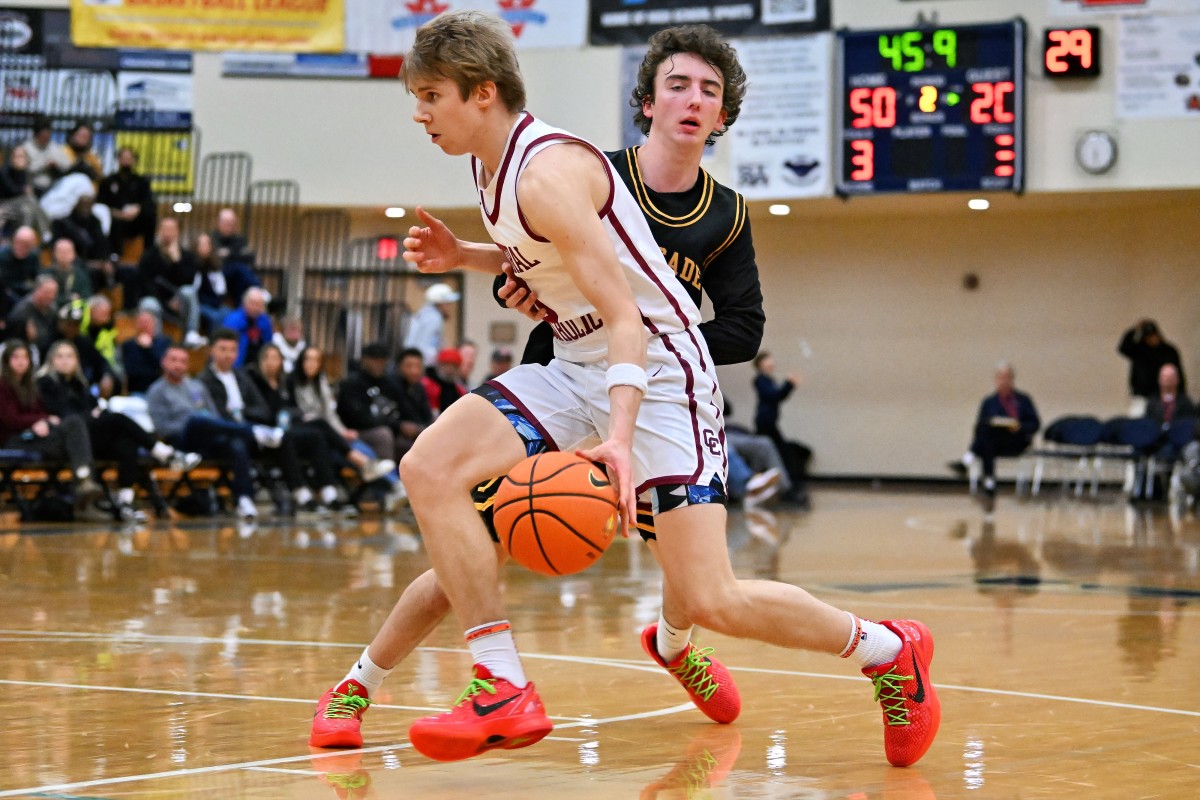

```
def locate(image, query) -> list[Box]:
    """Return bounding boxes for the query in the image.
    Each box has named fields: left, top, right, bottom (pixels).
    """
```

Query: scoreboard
left=836, top=20, right=1026, bottom=195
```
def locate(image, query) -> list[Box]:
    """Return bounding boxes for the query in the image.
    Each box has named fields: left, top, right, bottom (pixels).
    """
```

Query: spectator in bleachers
left=272, top=316, right=306, bottom=373
left=53, top=301, right=115, bottom=396
left=290, top=344, right=398, bottom=486
left=337, top=342, right=412, bottom=464
left=121, top=307, right=172, bottom=394
left=949, top=361, right=1041, bottom=505
left=0, top=146, right=50, bottom=236
left=198, top=328, right=276, bottom=428
left=753, top=351, right=812, bottom=503
left=403, top=282, right=459, bottom=364
left=0, top=338, right=98, bottom=493
left=60, top=122, right=102, bottom=185
left=223, top=286, right=273, bottom=367
left=195, top=233, right=233, bottom=334
left=36, top=339, right=199, bottom=521
left=97, top=147, right=156, bottom=258
left=6, top=275, right=59, bottom=353
left=22, top=116, right=68, bottom=197
left=483, top=346, right=513, bottom=383
left=1119, top=320, right=1185, bottom=404
left=1146, top=364, right=1196, bottom=428
left=41, top=238, right=92, bottom=307
left=212, top=207, right=253, bottom=265
left=146, top=344, right=269, bottom=521
left=84, top=294, right=118, bottom=372
left=247, top=343, right=345, bottom=513
left=423, top=346, right=467, bottom=416
left=396, top=345, right=434, bottom=434
left=138, top=217, right=206, bottom=346
left=0, top=225, right=41, bottom=298
left=50, top=195, right=114, bottom=290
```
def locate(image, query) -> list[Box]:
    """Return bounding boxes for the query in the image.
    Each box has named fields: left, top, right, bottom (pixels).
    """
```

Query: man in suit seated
left=950, top=362, right=1041, bottom=506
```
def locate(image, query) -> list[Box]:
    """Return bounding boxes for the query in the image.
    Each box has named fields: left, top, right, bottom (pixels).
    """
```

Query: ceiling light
left=768, top=204, right=790, bottom=216
left=172, top=202, right=192, bottom=213
left=968, top=198, right=990, bottom=211
left=385, top=207, right=406, bottom=218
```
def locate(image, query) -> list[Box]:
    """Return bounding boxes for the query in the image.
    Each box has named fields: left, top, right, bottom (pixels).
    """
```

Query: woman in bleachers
left=35, top=340, right=200, bottom=521
left=0, top=338, right=97, bottom=493
left=287, top=344, right=396, bottom=486
left=245, top=342, right=347, bottom=514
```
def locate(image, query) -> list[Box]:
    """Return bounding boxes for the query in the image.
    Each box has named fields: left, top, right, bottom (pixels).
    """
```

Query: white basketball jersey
left=473, top=113, right=702, bottom=363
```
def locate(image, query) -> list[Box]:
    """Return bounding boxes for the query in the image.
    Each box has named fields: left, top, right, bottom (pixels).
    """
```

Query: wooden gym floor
left=0, top=487, right=1197, bottom=798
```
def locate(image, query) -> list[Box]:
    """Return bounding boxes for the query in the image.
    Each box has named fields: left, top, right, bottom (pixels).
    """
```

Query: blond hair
left=401, top=10, right=526, bottom=113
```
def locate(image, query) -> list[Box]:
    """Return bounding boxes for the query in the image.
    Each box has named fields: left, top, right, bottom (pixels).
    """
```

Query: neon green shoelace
left=670, top=647, right=721, bottom=702
left=454, top=676, right=497, bottom=705
left=322, top=691, right=371, bottom=719
left=869, top=668, right=913, bottom=726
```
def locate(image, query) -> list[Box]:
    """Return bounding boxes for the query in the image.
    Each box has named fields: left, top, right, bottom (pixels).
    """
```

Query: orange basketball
left=493, top=452, right=619, bottom=576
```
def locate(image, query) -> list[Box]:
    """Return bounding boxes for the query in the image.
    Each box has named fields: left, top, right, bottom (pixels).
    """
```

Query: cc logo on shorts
left=702, top=429, right=722, bottom=457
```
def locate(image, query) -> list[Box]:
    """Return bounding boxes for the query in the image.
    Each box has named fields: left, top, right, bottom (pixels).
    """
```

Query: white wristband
left=605, top=363, right=648, bottom=395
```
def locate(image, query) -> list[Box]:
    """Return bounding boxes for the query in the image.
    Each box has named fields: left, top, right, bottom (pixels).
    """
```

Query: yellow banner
left=70, top=0, right=345, bottom=53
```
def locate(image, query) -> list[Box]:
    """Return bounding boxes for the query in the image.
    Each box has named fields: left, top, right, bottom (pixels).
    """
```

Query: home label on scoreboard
left=836, top=19, right=1026, bottom=195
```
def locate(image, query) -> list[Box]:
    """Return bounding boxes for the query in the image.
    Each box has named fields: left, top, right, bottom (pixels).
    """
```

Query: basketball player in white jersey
left=314, top=11, right=940, bottom=767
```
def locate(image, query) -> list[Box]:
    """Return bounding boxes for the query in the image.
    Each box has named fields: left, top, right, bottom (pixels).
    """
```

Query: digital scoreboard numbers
left=836, top=20, right=1026, bottom=195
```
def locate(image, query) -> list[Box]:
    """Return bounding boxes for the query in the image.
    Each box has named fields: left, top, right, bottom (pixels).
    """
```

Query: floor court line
left=2, top=634, right=1196, bottom=719
left=0, top=704, right=693, bottom=798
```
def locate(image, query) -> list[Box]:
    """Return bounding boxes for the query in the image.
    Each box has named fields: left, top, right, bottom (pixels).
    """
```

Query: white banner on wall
left=1117, top=13, right=1200, bottom=118
left=1050, top=0, right=1200, bottom=16
left=726, top=33, right=832, bottom=200
left=345, top=0, right=587, bottom=54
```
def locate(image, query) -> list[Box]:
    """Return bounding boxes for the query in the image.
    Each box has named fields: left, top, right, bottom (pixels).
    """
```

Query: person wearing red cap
left=423, top=346, right=467, bottom=416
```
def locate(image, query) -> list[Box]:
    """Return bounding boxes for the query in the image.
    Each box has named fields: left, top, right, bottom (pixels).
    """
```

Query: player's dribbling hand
left=497, top=262, right=547, bottom=321
left=402, top=206, right=461, bottom=273
left=575, top=440, right=635, bottom=539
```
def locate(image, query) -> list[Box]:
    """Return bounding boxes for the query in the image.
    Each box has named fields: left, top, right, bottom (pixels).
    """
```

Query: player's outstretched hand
left=497, top=261, right=548, bottom=321
left=575, top=440, right=635, bottom=539
left=402, top=206, right=461, bottom=273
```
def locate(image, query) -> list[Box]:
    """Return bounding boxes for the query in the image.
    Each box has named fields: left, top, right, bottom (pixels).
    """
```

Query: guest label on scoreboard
left=836, top=20, right=1026, bottom=195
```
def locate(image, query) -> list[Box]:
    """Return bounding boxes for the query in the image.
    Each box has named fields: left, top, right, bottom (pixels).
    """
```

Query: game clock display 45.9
left=836, top=20, right=1026, bottom=195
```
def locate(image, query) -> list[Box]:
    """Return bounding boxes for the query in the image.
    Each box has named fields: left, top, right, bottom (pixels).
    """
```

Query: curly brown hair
left=630, top=25, right=748, bottom=146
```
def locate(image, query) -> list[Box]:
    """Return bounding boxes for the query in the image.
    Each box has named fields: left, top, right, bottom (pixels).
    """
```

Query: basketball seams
left=494, top=452, right=618, bottom=576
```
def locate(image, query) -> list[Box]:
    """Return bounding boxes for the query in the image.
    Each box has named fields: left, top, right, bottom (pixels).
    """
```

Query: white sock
left=962, top=452, right=976, bottom=466
left=117, top=487, right=135, bottom=505
left=983, top=477, right=996, bottom=491
left=839, top=613, right=903, bottom=669
left=320, top=485, right=338, bottom=506
left=655, top=613, right=693, bottom=664
left=343, top=646, right=392, bottom=696
left=466, top=621, right=527, bottom=688
left=293, top=486, right=313, bottom=506
left=151, top=441, right=175, bottom=463
left=76, top=466, right=91, bottom=480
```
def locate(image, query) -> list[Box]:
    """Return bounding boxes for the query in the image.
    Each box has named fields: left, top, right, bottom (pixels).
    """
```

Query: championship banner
left=589, top=0, right=830, bottom=45
left=345, top=0, right=586, bottom=54
left=70, top=0, right=346, bottom=53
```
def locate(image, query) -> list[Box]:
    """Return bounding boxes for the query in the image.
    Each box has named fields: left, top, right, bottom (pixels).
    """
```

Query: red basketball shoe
left=640, top=624, right=741, bottom=724
left=309, top=679, right=372, bottom=748
left=862, top=619, right=940, bottom=767
left=407, top=665, right=553, bottom=762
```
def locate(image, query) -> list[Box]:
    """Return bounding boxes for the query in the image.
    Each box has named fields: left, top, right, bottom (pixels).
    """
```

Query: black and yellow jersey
left=499, top=146, right=765, bottom=368
left=609, top=146, right=764, bottom=366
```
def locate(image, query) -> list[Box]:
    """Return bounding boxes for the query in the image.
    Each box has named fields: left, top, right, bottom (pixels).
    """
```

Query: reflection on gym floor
left=0, top=488, right=1196, bottom=799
